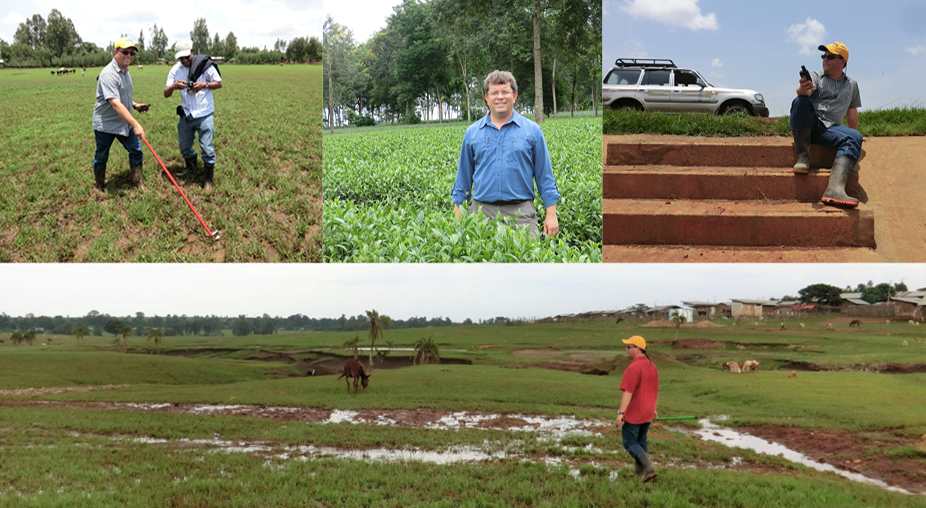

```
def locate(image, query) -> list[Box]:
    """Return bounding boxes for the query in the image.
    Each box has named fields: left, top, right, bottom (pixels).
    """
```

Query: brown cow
left=338, top=359, right=370, bottom=393
left=721, top=361, right=742, bottom=374
left=849, top=320, right=862, bottom=327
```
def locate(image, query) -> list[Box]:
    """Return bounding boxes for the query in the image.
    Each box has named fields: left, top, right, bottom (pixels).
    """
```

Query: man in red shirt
left=615, top=335, right=659, bottom=482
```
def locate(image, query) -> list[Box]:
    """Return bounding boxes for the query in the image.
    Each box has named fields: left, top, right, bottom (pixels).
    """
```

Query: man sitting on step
left=790, top=41, right=863, bottom=208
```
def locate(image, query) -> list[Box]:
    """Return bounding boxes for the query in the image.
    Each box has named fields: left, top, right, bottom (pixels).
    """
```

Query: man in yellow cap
left=91, top=37, right=149, bottom=193
left=615, top=335, right=659, bottom=482
left=790, top=42, right=862, bottom=208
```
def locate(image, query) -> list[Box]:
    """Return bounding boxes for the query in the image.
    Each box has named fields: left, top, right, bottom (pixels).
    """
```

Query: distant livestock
left=826, top=323, right=834, bottom=331
left=722, top=360, right=759, bottom=373
left=721, top=361, right=742, bottom=374
left=903, top=340, right=909, bottom=346
left=615, top=317, right=624, bottom=325
left=799, top=323, right=805, bottom=329
left=136, top=65, right=143, bottom=70
left=849, top=320, right=862, bottom=327
left=788, top=370, right=798, bottom=378
left=337, top=359, right=370, bottom=393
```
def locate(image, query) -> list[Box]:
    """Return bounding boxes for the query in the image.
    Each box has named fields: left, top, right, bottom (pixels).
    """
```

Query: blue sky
left=0, top=264, right=922, bottom=320
left=0, top=0, right=322, bottom=52
left=603, top=0, right=926, bottom=116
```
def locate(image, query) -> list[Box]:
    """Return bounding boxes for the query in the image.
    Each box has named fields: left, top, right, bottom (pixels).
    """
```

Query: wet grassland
left=0, top=65, right=322, bottom=262
left=1, top=316, right=925, bottom=506
left=323, top=116, right=602, bottom=262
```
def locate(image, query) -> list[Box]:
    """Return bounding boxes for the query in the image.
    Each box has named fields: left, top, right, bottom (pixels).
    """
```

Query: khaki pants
left=471, top=199, right=539, bottom=239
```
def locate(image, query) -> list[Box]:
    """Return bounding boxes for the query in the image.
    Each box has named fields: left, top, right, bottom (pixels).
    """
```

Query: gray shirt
left=92, top=59, right=134, bottom=136
left=809, top=69, right=861, bottom=128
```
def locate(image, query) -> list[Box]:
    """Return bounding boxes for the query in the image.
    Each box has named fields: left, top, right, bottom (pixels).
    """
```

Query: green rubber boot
left=820, top=156, right=859, bottom=208
left=792, top=128, right=811, bottom=174
left=637, top=452, right=657, bottom=483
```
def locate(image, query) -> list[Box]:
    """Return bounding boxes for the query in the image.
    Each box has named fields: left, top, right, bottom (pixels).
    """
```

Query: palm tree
left=146, top=328, right=164, bottom=349
left=10, top=332, right=22, bottom=346
left=71, top=327, right=89, bottom=346
left=23, top=330, right=36, bottom=346
left=412, top=336, right=440, bottom=365
left=344, top=334, right=360, bottom=360
left=120, top=325, right=133, bottom=348
left=363, top=309, right=393, bottom=371
left=670, top=310, right=687, bottom=342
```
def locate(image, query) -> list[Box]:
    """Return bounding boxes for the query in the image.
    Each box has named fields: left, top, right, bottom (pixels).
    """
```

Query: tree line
left=0, top=311, right=476, bottom=338
left=792, top=281, right=914, bottom=307
left=323, top=0, right=601, bottom=129
left=1, top=10, right=321, bottom=68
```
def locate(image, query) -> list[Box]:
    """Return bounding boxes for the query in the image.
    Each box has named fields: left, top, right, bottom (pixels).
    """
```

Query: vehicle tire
left=720, top=102, right=752, bottom=116
left=612, top=101, right=643, bottom=112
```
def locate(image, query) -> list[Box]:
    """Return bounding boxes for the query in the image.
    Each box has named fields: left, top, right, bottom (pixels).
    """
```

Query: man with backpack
left=164, top=40, right=223, bottom=192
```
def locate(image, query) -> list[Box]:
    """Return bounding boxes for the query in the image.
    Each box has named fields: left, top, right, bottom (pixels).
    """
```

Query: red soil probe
left=141, top=135, right=219, bottom=239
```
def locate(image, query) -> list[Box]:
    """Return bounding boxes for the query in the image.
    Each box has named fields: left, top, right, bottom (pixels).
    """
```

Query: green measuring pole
left=654, top=416, right=697, bottom=421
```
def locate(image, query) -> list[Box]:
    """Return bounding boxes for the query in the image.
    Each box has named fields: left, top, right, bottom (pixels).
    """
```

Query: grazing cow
left=304, top=369, right=316, bottom=377
left=136, top=65, right=143, bottom=70
left=788, top=370, right=798, bottom=378
left=615, top=317, right=624, bottom=325
left=722, top=361, right=742, bottom=374
left=337, top=359, right=370, bottom=393
left=910, top=320, right=915, bottom=325
left=741, top=360, right=759, bottom=372
left=903, top=340, right=909, bottom=346
left=849, top=320, right=862, bottom=327
left=799, top=323, right=805, bottom=329
left=826, top=323, right=834, bottom=331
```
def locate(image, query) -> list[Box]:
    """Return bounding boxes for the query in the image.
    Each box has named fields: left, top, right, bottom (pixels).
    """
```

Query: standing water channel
left=679, top=417, right=917, bottom=495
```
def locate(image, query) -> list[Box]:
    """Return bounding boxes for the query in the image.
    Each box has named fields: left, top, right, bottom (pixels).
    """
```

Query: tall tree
left=190, top=18, right=210, bottom=54
left=531, top=0, right=544, bottom=123
left=137, top=29, right=145, bottom=50
left=149, top=24, right=168, bottom=58
left=211, top=33, right=223, bottom=57
left=323, top=16, right=355, bottom=133
left=71, top=326, right=89, bottom=346
left=120, top=325, right=133, bottom=347
left=363, top=309, right=393, bottom=370
left=45, top=9, right=80, bottom=57
left=146, top=328, right=164, bottom=349
left=224, top=32, right=238, bottom=60
left=798, top=284, right=844, bottom=307
left=14, top=14, right=46, bottom=50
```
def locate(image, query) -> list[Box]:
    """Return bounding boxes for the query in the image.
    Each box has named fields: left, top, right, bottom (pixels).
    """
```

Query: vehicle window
left=604, top=70, right=640, bottom=85
left=674, top=71, right=701, bottom=86
left=642, top=70, right=671, bottom=86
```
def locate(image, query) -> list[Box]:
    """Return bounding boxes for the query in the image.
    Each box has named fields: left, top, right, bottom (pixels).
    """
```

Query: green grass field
left=603, top=107, right=926, bottom=137
left=323, top=116, right=602, bottom=262
left=0, top=65, right=322, bottom=262
left=1, top=316, right=925, bottom=506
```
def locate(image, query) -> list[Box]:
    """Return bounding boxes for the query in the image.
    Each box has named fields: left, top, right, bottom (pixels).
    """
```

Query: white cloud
left=905, top=46, right=926, bottom=56
left=711, top=58, right=722, bottom=68
left=786, top=17, right=826, bottom=56
left=621, top=0, right=718, bottom=31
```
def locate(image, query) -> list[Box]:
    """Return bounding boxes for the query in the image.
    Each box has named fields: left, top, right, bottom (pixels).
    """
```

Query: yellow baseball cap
left=622, top=335, right=647, bottom=350
left=818, top=42, right=848, bottom=61
left=114, top=37, right=137, bottom=51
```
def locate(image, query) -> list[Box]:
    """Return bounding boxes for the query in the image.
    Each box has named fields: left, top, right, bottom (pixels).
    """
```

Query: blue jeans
left=621, top=421, right=651, bottom=461
left=789, top=96, right=862, bottom=164
left=93, top=130, right=143, bottom=170
left=177, top=113, right=215, bottom=164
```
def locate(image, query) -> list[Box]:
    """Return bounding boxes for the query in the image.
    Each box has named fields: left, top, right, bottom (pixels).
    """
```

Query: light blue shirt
left=452, top=110, right=560, bottom=207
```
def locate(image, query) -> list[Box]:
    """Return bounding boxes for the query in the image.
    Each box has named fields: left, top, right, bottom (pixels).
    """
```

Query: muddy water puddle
left=680, top=418, right=917, bottom=495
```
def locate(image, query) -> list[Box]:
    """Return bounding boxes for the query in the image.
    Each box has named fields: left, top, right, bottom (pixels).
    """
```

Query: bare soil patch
left=740, top=424, right=926, bottom=494
left=778, top=361, right=926, bottom=374
left=670, top=339, right=725, bottom=350
left=511, top=347, right=560, bottom=358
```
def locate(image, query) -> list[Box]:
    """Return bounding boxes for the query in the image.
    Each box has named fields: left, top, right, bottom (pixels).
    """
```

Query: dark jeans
left=93, top=130, right=143, bottom=171
left=789, top=96, right=862, bottom=164
left=621, top=421, right=651, bottom=460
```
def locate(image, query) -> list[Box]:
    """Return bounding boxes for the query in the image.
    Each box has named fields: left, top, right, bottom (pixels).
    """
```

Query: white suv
left=603, top=59, right=769, bottom=117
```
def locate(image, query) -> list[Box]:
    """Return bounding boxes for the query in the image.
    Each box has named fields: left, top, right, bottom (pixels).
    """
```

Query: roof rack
left=614, top=58, right=677, bottom=69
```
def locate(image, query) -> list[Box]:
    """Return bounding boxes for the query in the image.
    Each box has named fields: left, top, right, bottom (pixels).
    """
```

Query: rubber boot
left=176, top=156, right=196, bottom=177
left=633, top=460, right=645, bottom=477
left=636, top=452, right=657, bottom=483
left=93, top=167, right=106, bottom=194
left=203, top=163, right=214, bottom=193
left=131, top=164, right=146, bottom=192
left=820, top=156, right=859, bottom=208
left=792, top=128, right=811, bottom=174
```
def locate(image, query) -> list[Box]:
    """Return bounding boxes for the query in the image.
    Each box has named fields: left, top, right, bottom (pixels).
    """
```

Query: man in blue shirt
left=452, top=70, right=560, bottom=238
